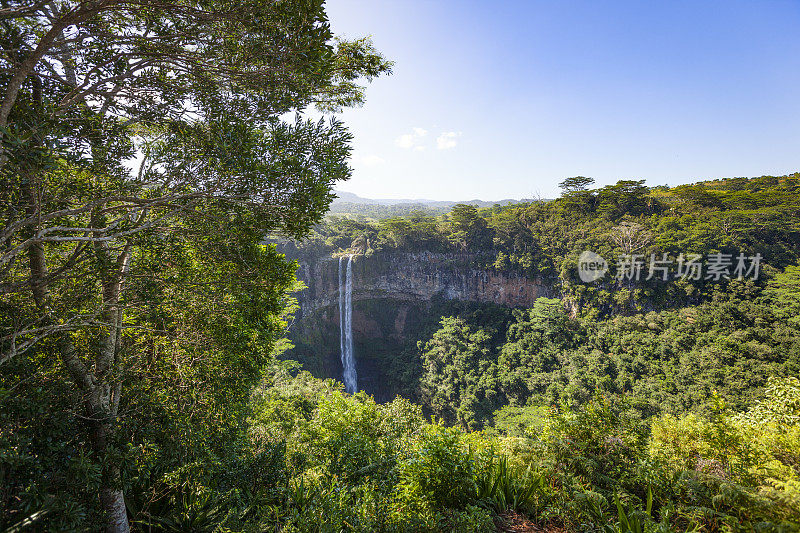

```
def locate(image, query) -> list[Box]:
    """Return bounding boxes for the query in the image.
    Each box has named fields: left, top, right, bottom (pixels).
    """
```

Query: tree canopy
left=0, top=2, right=390, bottom=530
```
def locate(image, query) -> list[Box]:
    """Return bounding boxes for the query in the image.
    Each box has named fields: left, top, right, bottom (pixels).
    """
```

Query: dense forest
left=286, top=176, right=800, bottom=416
left=274, top=175, right=800, bottom=530
left=300, top=174, right=800, bottom=317
left=2, top=0, right=800, bottom=532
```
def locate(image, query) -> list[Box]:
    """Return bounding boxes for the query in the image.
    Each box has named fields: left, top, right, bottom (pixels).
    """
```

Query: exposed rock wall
left=294, top=252, right=551, bottom=317
left=286, top=251, right=553, bottom=401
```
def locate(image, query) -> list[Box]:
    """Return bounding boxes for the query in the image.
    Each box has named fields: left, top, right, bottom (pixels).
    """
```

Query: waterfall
left=338, top=256, right=345, bottom=384
left=338, top=255, right=357, bottom=393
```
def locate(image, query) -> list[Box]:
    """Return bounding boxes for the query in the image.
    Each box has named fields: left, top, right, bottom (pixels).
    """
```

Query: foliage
left=474, top=454, right=544, bottom=514
left=286, top=174, right=800, bottom=316
left=0, top=1, right=391, bottom=530
left=3, top=7, right=800, bottom=528
left=270, top=174, right=800, bottom=531
left=646, top=381, right=800, bottom=528
left=395, top=425, right=478, bottom=511
left=244, top=368, right=523, bottom=532
left=411, top=280, right=800, bottom=431
left=241, top=368, right=800, bottom=531
left=418, top=316, right=502, bottom=428
left=764, top=267, right=800, bottom=327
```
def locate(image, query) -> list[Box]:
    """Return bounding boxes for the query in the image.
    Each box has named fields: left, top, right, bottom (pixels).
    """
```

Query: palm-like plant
left=475, top=455, right=544, bottom=513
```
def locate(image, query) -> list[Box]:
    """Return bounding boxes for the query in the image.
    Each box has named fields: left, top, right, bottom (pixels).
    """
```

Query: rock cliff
left=285, top=251, right=552, bottom=401
left=294, top=252, right=550, bottom=316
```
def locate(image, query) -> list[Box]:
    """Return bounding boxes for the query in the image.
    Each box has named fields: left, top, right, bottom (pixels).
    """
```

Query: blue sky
left=324, top=0, right=800, bottom=201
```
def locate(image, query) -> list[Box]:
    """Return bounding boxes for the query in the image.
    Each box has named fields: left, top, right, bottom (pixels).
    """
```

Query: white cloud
left=395, top=128, right=461, bottom=151
left=395, top=134, right=416, bottom=149
left=395, top=127, right=428, bottom=149
left=436, top=131, right=462, bottom=150
left=353, top=154, right=386, bottom=167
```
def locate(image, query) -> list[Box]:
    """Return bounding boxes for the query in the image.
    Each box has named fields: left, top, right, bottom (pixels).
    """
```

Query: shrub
left=475, top=453, right=544, bottom=514
left=394, top=425, right=477, bottom=512
left=544, top=394, right=648, bottom=496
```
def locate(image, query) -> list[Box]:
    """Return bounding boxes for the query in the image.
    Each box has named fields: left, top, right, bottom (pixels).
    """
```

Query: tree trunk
left=100, top=482, right=129, bottom=533
left=64, top=332, right=130, bottom=533
left=88, top=406, right=130, bottom=533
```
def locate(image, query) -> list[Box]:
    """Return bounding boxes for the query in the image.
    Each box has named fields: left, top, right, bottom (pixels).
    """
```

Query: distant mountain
left=332, top=191, right=526, bottom=208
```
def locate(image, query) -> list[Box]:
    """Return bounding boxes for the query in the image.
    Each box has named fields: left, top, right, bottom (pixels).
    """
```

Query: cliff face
left=286, top=251, right=551, bottom=401
left=295, top=252, right=550, bottom=317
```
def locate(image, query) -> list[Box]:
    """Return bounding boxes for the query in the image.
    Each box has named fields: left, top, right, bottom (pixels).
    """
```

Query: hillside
left=283, top=173, right=800, bottom=405
left=265, top=174, right=800, bottom=530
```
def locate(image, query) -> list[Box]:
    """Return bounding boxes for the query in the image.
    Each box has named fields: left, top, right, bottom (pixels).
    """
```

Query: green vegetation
left=290, top=174, right=800, bottom=314
left=0, top=1, right=390, bottom=531
left=103, top=363, right=798, bottom=532
left=415, top=284, right=800, bottom=429
left=274, top=174, right=800, bottom=530
left=2, top=1, right=800, bottom=531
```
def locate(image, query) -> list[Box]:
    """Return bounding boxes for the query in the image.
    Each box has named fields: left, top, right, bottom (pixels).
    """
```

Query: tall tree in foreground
left=0, top=1, right=391, bottom=530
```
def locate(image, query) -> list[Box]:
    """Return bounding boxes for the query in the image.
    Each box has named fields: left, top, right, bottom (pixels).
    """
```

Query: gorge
left=284, top=249, right=553, bottom=399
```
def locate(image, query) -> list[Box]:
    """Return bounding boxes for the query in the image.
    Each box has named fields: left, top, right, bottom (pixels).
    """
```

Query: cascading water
left=338, top=255, right=357, bottom=393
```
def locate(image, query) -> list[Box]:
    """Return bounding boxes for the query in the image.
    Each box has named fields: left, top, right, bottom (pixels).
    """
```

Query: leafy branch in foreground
left=0, top=1, right=390, bottom=531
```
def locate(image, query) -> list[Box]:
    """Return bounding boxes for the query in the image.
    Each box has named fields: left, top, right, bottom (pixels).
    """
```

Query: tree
left=0, top=2, right=390, bottom=530
left=673, top=184, right=723, bottom=208
left=497, top=298, right=582, bottom=406
left=610, top=221, right=652, bottom=255
left=448, top=204, right=493, bottom=250
left=381, top=212, right=442, bottom=250
left=764, top=266, right=800, bottom=326
left=557, top=176, right=596, bottom=215
left=558, top=176, right=595, bottom=194
left=596, top=180, right=652, bottom=219
left=418, top=317, right=501, bottom=428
